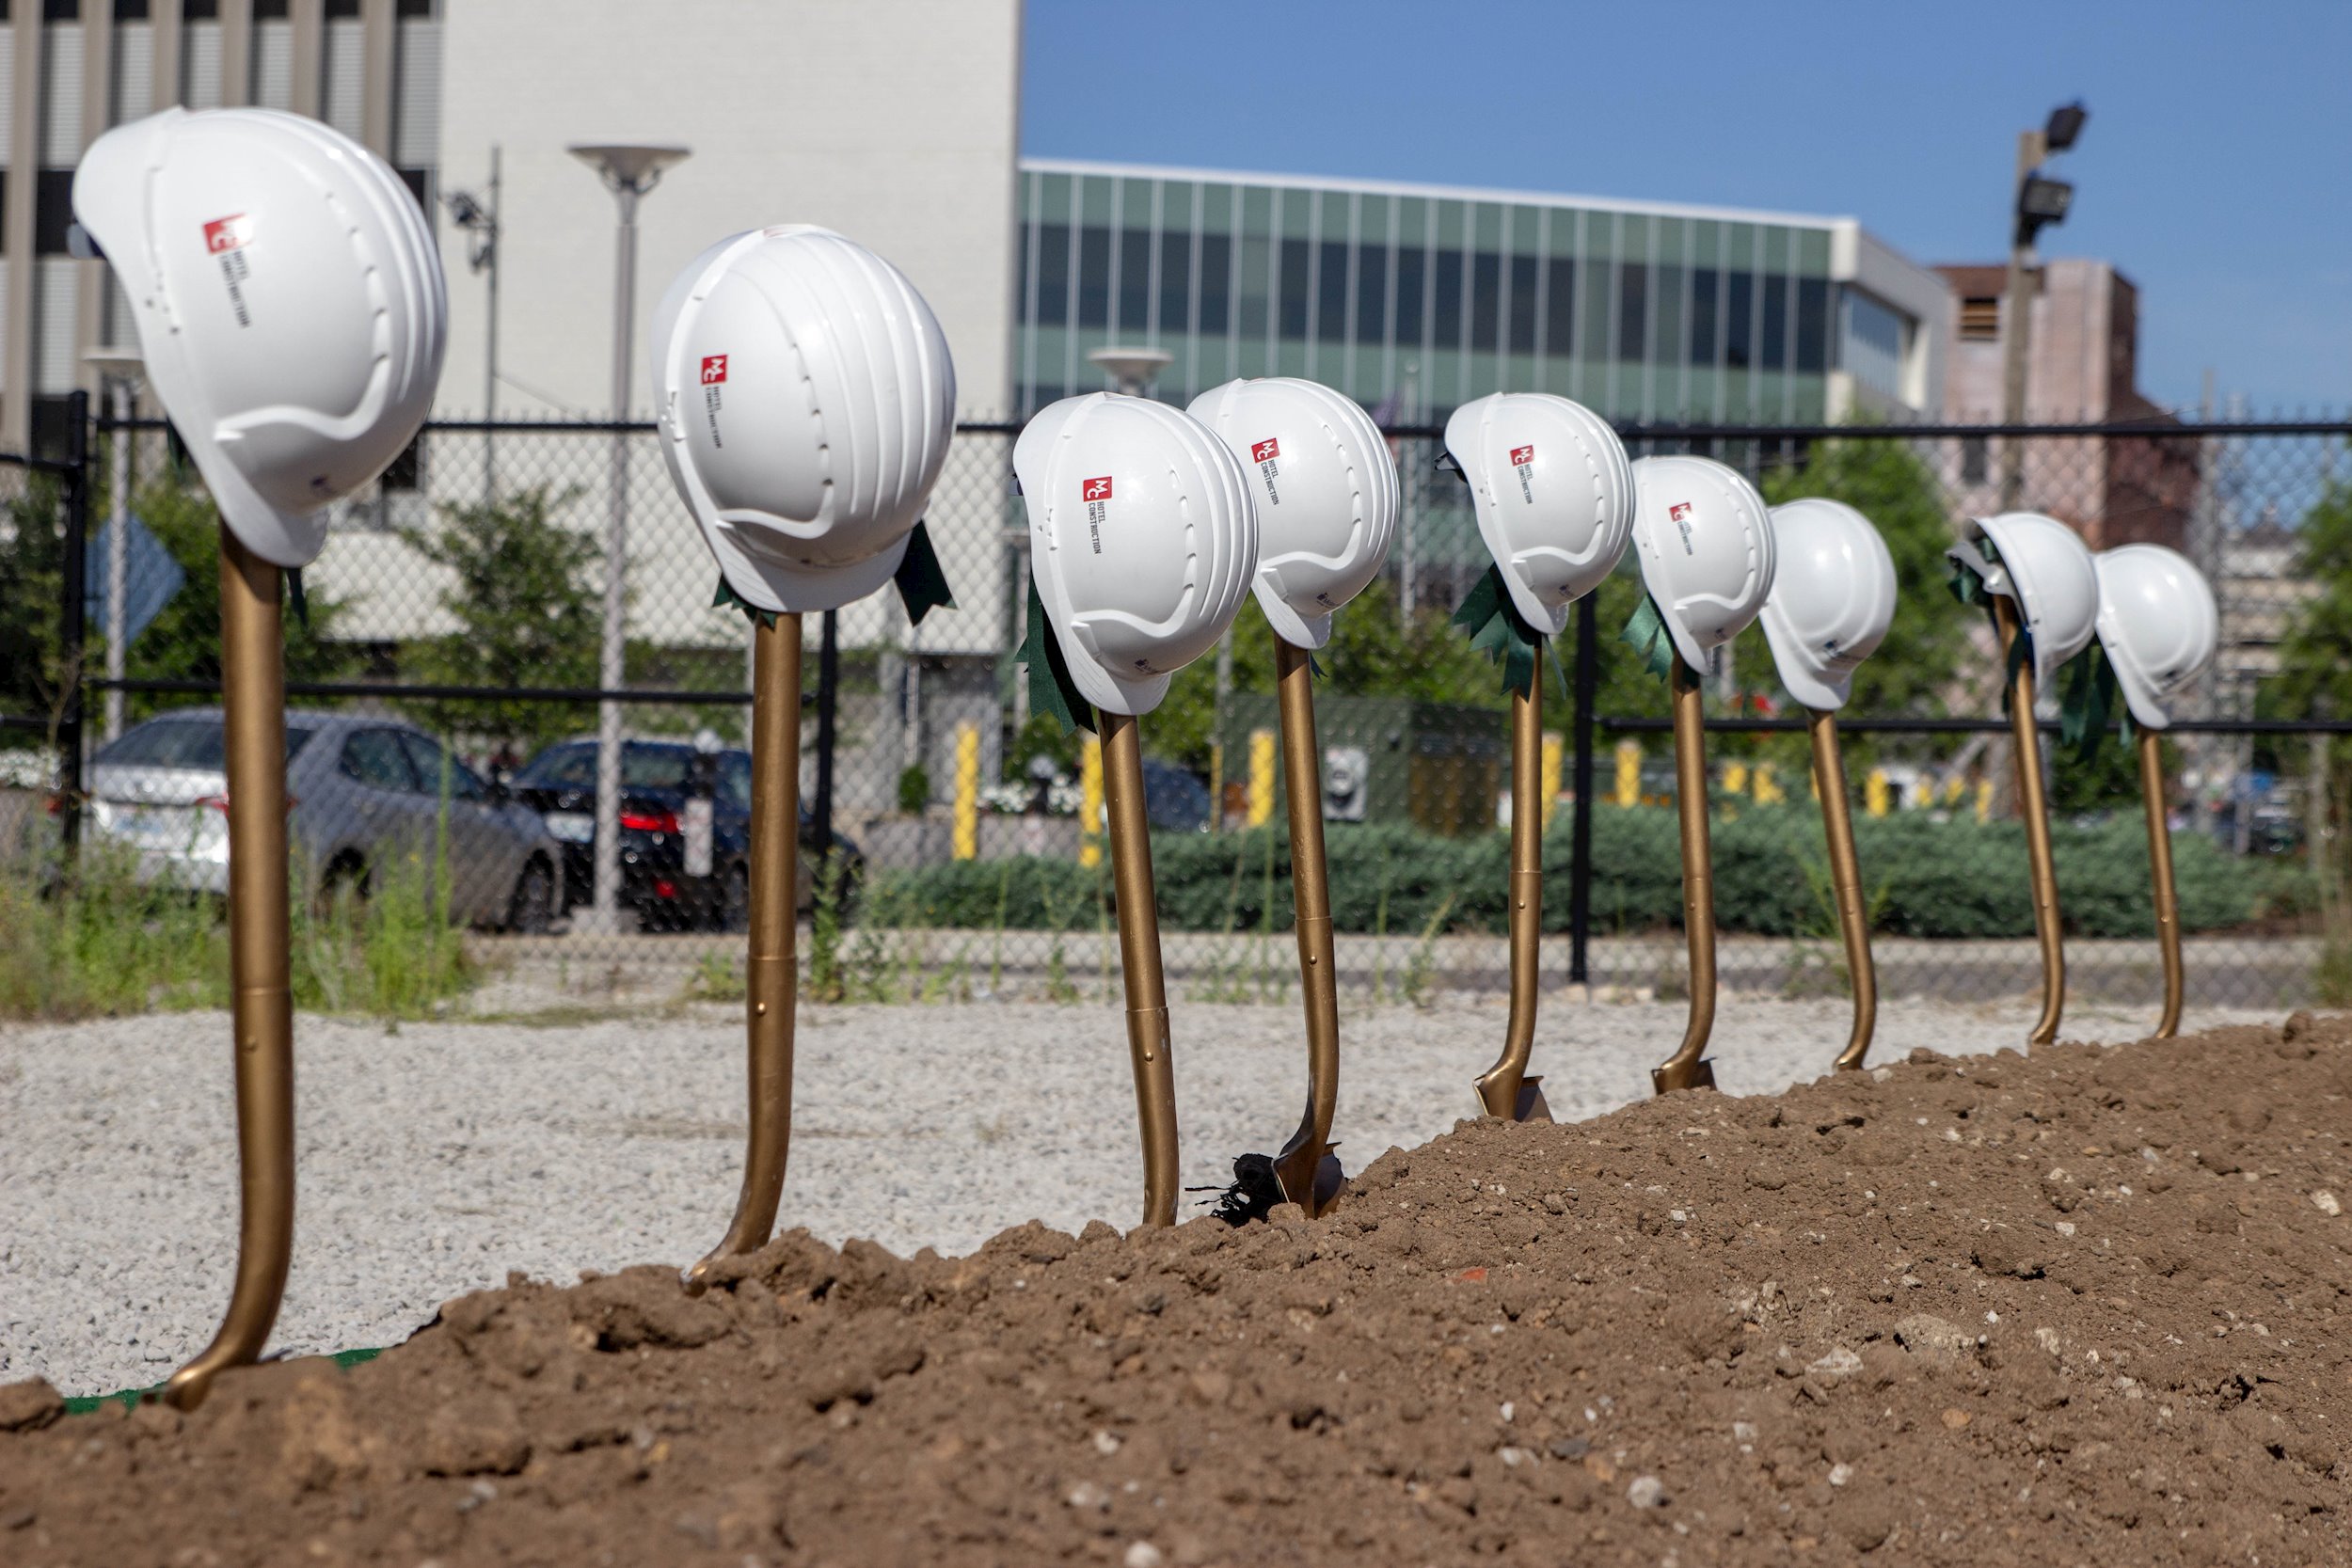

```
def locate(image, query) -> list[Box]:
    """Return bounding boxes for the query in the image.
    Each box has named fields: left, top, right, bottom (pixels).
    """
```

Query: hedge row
left=863, top=805, right=2268, bottom=941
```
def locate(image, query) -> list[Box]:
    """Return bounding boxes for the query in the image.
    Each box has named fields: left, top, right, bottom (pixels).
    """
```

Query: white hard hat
left=1187, top=377, right=1397, bottom=649
left=1946, top=512, right=2099, bottom=694
left=652, top=225, right=957, bottom=614
left=1627, top=455, right=1777, bottom=671
left=2091, top=545, right=2217, bottom=730
left=1015, top=393, right=1257, bottom=718
left=1442, top=392, right=1634, bottom=635
left=72, top=106, right=446, bottom=569
left=1759, top=499, right=1898, bottom=712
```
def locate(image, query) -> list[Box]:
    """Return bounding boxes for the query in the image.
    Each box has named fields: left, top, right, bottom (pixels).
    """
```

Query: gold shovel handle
left=1995, top=597, right=2066, bottom=1047
left=2137, top=726, right=2184, bottom=1038
left=1808, top=708, right=1878, bottom=1071
left=1102, top=712, right=1181, bottom=1227
left=1652, top=654, right=1717, bottom=1095
left=1271, top=637, right=1343, bottom=1210
left=1475, top=642, right=1550, bottom=1120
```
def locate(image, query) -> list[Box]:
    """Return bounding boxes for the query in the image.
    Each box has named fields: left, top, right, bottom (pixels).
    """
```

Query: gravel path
left=2, top=993, right=2278, bottom=1395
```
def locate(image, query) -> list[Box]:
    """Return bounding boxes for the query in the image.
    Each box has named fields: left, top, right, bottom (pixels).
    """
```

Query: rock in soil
left=4, top=1018, right=2349, bottom=1565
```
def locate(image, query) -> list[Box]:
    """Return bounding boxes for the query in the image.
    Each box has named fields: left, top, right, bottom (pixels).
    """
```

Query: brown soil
left=5, top=1015, right=2350, bottom=1567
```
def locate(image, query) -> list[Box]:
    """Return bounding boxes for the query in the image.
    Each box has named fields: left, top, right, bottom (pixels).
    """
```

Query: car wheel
left=508, top=858, right=555, bottom=935
left=713, top=862, right=750, bottom=933
left=315, top=853, right=370, bottom=919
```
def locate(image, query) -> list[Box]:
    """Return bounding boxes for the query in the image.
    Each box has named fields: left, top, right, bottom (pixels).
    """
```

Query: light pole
left=1998, top=101, right=2086, bottom=512
left=85, top=346, right=144, bottom=743
left=442, top=145, right=501, bottom=499
left=569, top=140, right=689, bottom=935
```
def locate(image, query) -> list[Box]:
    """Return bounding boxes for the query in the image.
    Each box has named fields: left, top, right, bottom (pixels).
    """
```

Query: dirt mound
left=6, top=1015, right=2349, bottom=1565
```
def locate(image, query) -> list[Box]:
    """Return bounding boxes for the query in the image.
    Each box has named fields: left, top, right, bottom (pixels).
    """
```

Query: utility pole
left=1998, top=102, right=2086, bottom=512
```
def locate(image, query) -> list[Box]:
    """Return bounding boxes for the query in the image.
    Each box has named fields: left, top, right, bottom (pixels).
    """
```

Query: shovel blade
left=1652, top=1058, right=1717, bottom=1095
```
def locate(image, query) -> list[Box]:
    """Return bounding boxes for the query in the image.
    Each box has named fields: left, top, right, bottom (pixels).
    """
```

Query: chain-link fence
left=6, top=404, right=2349, bottom=1017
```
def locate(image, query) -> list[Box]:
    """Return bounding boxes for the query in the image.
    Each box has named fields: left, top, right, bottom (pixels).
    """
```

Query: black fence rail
left=3, top=404, right=2347, bottom=1016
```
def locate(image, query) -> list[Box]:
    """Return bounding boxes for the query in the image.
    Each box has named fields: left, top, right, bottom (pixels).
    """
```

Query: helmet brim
left=1758, top=610, right=1852, bottom=712
left=1252, top=576, right=1331, bottom=650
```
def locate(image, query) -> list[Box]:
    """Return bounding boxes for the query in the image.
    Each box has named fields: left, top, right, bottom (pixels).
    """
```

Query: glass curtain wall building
left=1014, top=160, right=1947, bottom=430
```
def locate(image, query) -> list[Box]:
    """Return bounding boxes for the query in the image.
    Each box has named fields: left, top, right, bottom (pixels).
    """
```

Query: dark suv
left=510, top=739, right=863, bottom=931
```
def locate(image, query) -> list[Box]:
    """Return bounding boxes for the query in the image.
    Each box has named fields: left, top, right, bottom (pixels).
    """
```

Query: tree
left=396, top=484, right=598, bottom=756
left=2264, top=472, right=2352, bottom=731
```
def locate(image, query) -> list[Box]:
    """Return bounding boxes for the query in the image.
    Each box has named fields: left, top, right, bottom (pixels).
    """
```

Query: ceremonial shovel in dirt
left=1015, top=392, right=1257, bottom=1225
left=1757, top=499, right=1899, bottom=1071
left=1438, top=395, right=1636, bottom=1124
left=1947, top=513, right=2102, bottom=1049
left=1623, top=457, right=1780, bottom=1096
left=69, top=106, right=447, bottom=1406
left=649, top=226, right=959, bottom=1290
left=2089, top=545, right=2220, bottom=1039
left=1189, top=378, right=1400, bottom=1215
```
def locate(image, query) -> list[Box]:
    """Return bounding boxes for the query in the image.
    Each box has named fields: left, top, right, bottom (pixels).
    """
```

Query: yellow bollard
left=1975, top=777, right=1994, bottom=823
left=951, top=721, right=980, bottom=861
left=1613, top=740, right=1642, bottom=807
left=1079, top=735, right=1104, bottom=869
left=1754, top=762, right=1785, bottom=805
left=1247, top=727, right=1278, bottom=827
left=1865, top=768, right=1891, bottom=817
left=1540, top=731, right=1564, bottom=830
left=1723, top=761, right=1748, bottom=798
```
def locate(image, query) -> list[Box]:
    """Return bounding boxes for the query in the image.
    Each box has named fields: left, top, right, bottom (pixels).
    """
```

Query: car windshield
left=518, top=744, right=701, bottom=792
left=99, top=718, right=316, bottom=769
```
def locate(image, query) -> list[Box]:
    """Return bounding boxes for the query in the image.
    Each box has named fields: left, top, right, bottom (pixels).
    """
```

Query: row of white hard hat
left=72, top=105, right=2217, bottom=734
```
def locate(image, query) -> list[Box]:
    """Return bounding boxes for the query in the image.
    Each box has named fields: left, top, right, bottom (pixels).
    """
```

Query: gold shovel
left=166, top=528, right=295, bottom=1410
left=1651, top=653, right=1719, bottom=1095
left=1806, top=707, right=1879, bottom=1071
left=1472, top=641, right=1554, bottom=1123
left=1269, top=636, right=1345, bottom=1213
left=683, top=611, right=802, bottom=1291
left=1994, top=595, right=2066, bottom=1047
left=1101, top=709, right=1182, bottom=1227
left=2136, top=727, right=2184, bottom=1038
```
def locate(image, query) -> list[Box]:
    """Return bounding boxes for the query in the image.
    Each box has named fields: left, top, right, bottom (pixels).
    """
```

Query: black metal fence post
left=56, top=389, right=91, bottom=857
left=813, top=607, right=839, bottom=861
left=1568, top=592, right=1597, bottom=987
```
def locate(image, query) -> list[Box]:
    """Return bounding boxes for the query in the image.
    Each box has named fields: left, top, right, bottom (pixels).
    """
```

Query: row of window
left=5, top=1, right=436, bottom=20
left=1021, top=222, right=1831, bottom=373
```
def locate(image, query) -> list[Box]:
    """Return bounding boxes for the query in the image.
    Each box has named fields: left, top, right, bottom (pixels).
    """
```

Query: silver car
left=87, top=709, right=562, bottom=932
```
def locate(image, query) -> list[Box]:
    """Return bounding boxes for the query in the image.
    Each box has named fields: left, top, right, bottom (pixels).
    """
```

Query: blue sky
left=1021, top=0, right=2351, bottom=415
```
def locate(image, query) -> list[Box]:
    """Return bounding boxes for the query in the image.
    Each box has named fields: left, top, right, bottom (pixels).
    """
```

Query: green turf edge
left=61, top=1346, right=385, bottom=1416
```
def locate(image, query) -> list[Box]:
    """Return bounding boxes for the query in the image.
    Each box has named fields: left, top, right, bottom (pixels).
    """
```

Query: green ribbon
left=892, top=519, right=955, bottom=628
left=711, top=574, right=779, bottom=630
left=1451, top=563, right=1549, bottom=699
left=1947, top=537, right=2035, bottom=716
left=284, top=568, right=310, bottom=631
left=1618, top=593, right=1677, bottom=684
left=1021, top=570, right=1097, bottom=736
left=2058, top=640, right=2129, bottom=762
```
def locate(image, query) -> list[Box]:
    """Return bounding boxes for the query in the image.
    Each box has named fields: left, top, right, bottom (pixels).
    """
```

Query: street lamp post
left=1998, top=102, right=2086, bottom=512
left=568, top=141, right=689, bottom=935
left=85, top=346, right=144, bottom=743
left=442, top=145, right=501, bottom=499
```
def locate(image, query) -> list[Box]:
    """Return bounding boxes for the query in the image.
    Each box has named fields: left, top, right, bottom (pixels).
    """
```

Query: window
left=397, top=732, right=485, bottom=801
left=99, top=719, right=316, bottom=768
left=115, top=0, right=151, bottom=18
left=1724, top=270, right=1753, bottom=369
left=1354, top=244, right=1387, bottom=345
left=1961, top=436, right=1988, bottom=484
left=1393, top=247, right=1424, bottom=345
left=252, top=0, right=288, bottom=16
left=340, top=731, right=418, bottom=794
left=44, top=0, right=81, bottom=19
left=1117, top=228, right=1150, bottom=334
left=1431, top=249, right=1463, bottom=347
left=1075, top=227, right=1110, bottom=329
left=35, top=171, right=78, bottom=256
left=1689, top=268, right=1717, bottom=363
left=1761, top=273, right=1788, bottom=372
left=718, top=755, right=753, bottom=814
left=381, top=433, right=422, bottom=493
left=1277, top=238, right=1310, bottom=340
left=1156, top=229, right=1189, bottom=337
left=1236, top=235, right=1269, bottom=339
left=398, top=168, right=431, bottom=219
left=1507, top=255, right=1537, bottom=356
left=1617, top=264, right=1647, bottom=361
left=517, top=746, right=594, bottom=790
left=325, top=0, right=359, bottom=16
left=395, top=0, right=434, bottom=15
left=1315, top=240, right=1348, bottom=344
left=1032, top=222, right=1070, bottom=328
left=1470, top=251, right=1499, bottom=349
left=1959, top=296, right=2000, bottom=341
left=1543, top=257, right=1575, bottom=356
left=1197, top=234, right=1230, bottom=335
left=1795, top=277, right=1829, bottom=374
left=183, top=0, right=217, bottom=18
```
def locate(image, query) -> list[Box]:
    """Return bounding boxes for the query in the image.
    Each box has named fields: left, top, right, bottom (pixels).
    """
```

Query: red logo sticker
left=1082, top=476, right=1113, bottom=502
left=700, top=355, right=728, bottom=386
left=1669, top=501, right=1692, bottom=524
left=202, top=214, right=253, bottom=255
left=1251, top=437, right=1280, bottom=465
left=1509, top=444, right=1534, bottom=467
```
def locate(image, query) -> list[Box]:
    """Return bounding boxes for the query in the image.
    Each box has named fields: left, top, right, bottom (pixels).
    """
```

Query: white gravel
left=1, top=993, right=2277, bottom=1395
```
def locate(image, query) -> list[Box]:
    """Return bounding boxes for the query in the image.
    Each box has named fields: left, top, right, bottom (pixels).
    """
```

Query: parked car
left=509, top=738, right=865, bottom=931
left=86, top=709, right=563, bottom=931
left=1140, top=758, right=1213, bottom=832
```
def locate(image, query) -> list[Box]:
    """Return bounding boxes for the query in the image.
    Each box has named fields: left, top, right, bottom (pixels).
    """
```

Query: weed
left=1398, top=893, right=1456, bottom=1007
